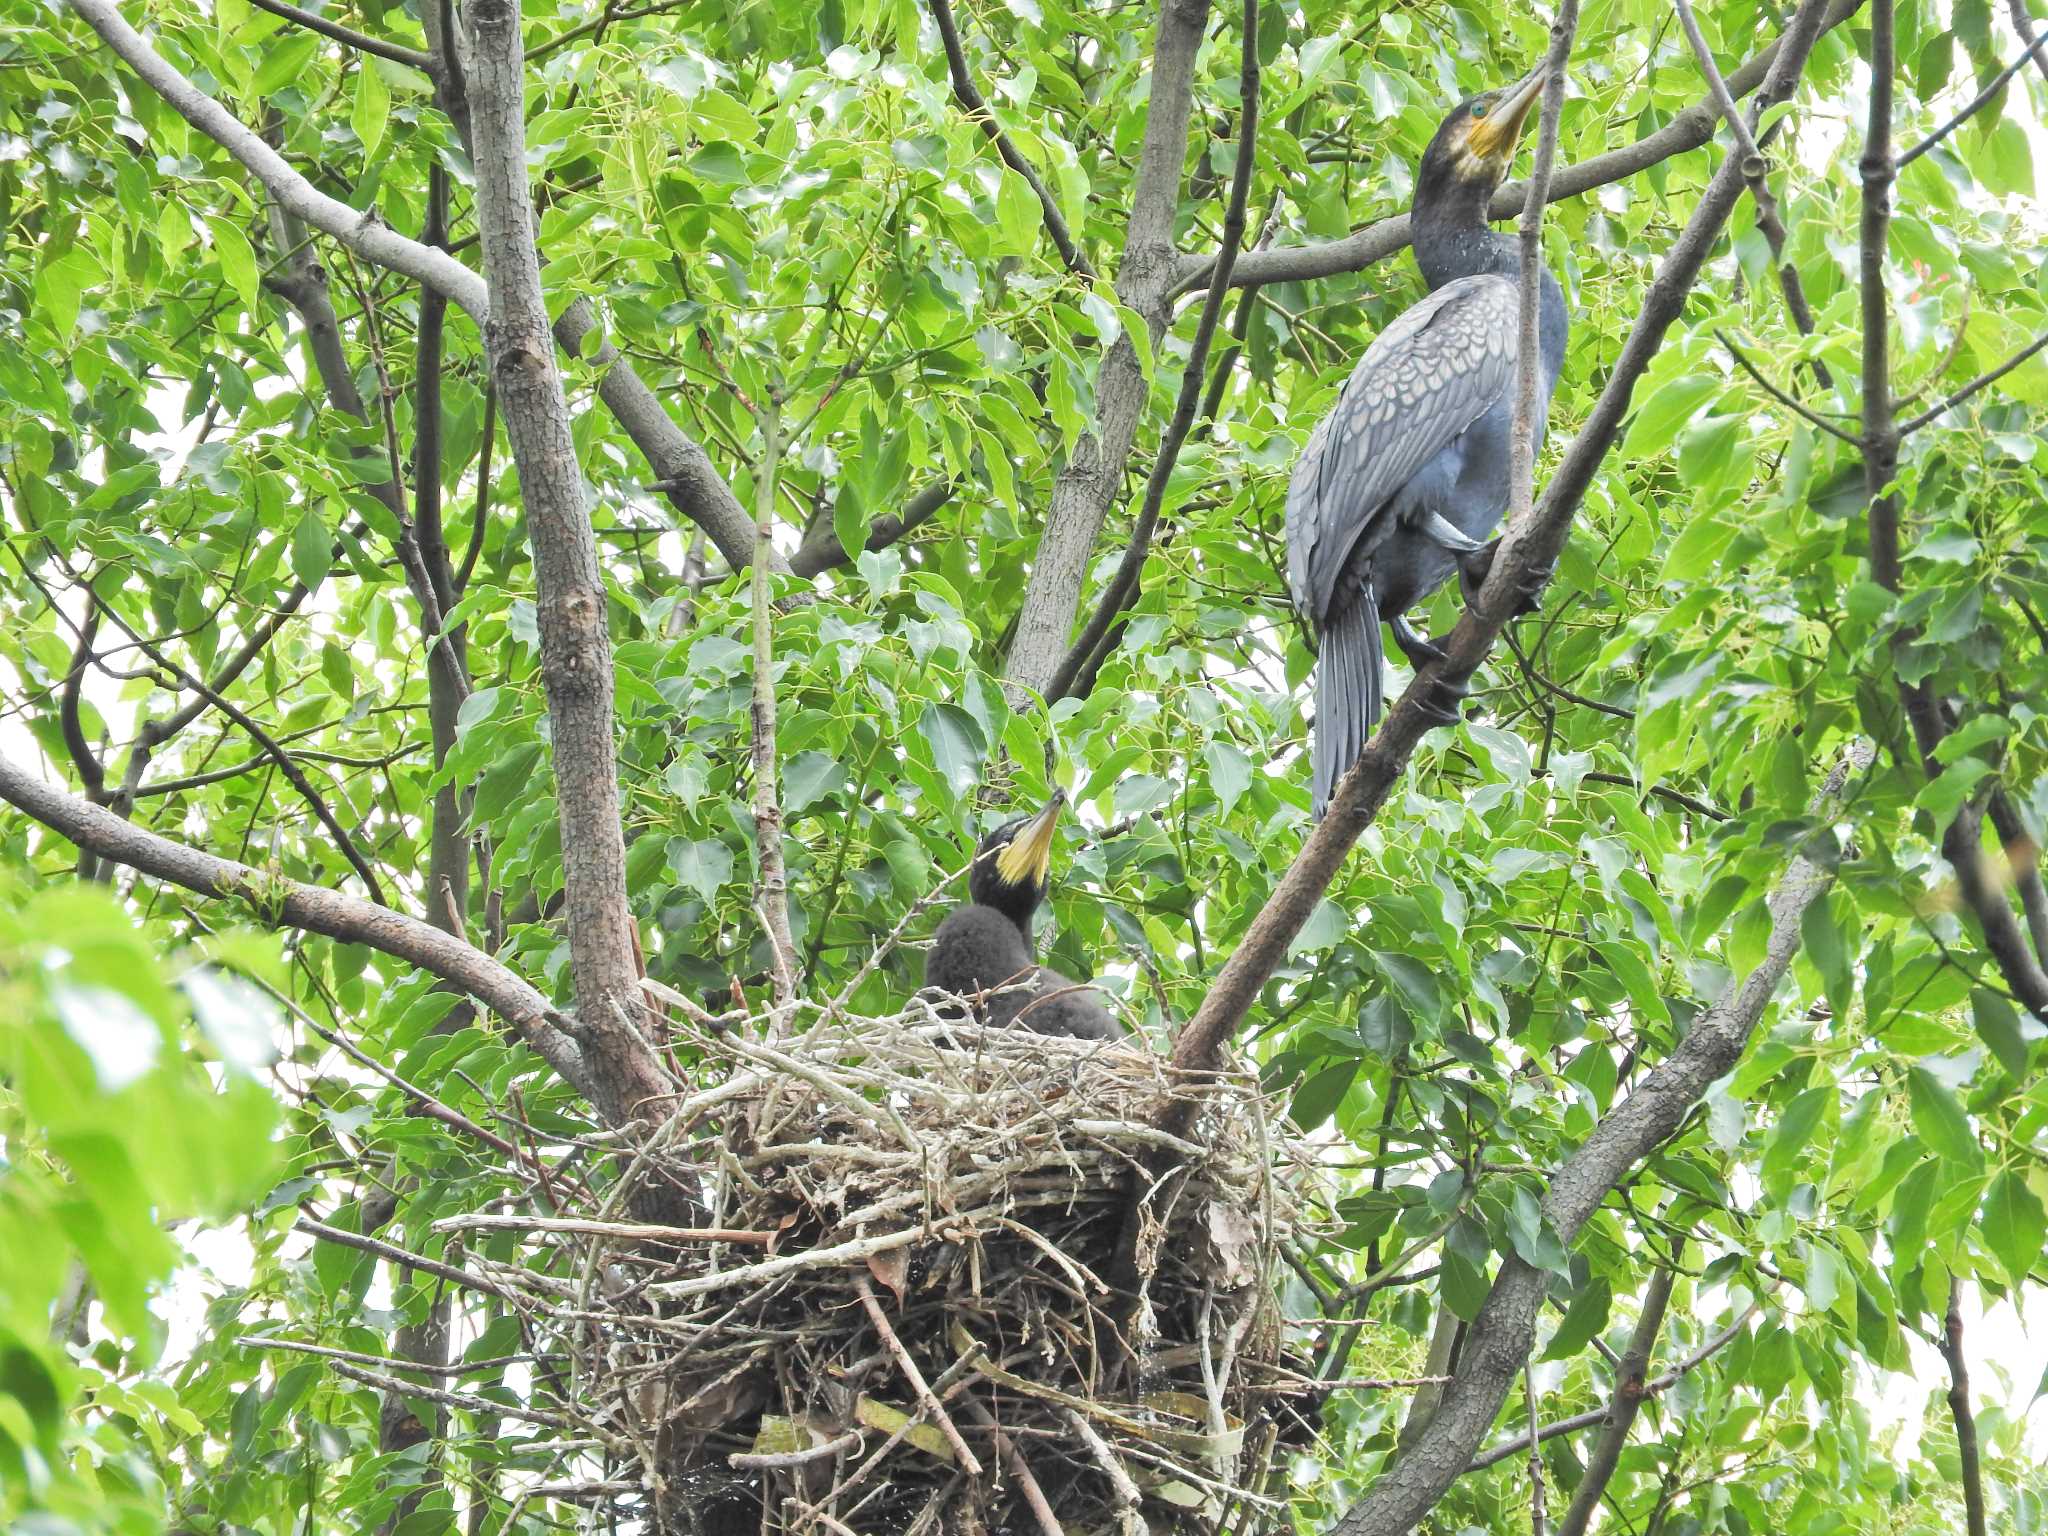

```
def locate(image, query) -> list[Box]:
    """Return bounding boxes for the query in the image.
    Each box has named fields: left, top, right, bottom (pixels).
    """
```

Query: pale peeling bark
left=1001, top=0, right=1212, bottom=699
left=461, top=0, right=669, bottom=1130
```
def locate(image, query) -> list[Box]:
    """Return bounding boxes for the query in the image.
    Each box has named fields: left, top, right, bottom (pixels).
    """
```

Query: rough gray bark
left=460, top=0, right=671, bottom=1130
left=1330, top=740, right=1868, bottom=1536
left=1554, top=1266, right=1675, bottom=1536
left=1000, top=0, right=1213, bottom=698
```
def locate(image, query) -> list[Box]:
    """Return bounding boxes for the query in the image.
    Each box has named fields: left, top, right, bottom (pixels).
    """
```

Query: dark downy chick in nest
left=926, top=790, right=1122, bottom=1040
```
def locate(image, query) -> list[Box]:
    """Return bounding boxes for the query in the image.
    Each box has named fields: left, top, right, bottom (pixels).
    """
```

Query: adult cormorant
left=926, top=790, right=1120, bottom=1040
left=1286, top=66, right=1569, bottom=817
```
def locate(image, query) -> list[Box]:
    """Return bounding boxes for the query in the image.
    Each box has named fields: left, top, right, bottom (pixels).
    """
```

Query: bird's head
left=967, top=790, right=1066, bottom=927
left=1417, top=66, right=1552, bottom=201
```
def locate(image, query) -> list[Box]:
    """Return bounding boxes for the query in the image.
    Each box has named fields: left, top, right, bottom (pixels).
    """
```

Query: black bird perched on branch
left=1287, top=66, right=1569, bottom=816
left=925, top=790, right=1120, bottom=1040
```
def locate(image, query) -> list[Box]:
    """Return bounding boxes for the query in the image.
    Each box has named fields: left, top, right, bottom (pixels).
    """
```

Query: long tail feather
left=1312, top=590, right=1383, bottom=819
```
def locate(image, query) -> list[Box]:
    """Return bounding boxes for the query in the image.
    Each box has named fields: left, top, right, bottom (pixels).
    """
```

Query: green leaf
left=352, top=59, right=390, bottom=157
left=1506, top=1187, right=1567, bottom=1273
left=1971, top=986, right=2043, bottom=1077
left=783, top=751, right=849, bottom=814
left=1762, top=1085, right=1831, bottom=1197
left=1541, top=1277, right=1612, bottom=1361
left=995, top=169, right=1038, bottom=256
left=1620, top=373, right=1719, bottom=458
left=1204, top=739, right=1253, bottom=816
left=917, top=703, right=986, bottom=797
left=1982, top=1169, right=2046, bottom=1285
left=206, top=215, right=261, bottom=315
left=292, top=507, right=332, bottom=592
left=1289, top=1061, right=1356, bottom=1132
left=1906, top=1066, right=1980, bottom=1166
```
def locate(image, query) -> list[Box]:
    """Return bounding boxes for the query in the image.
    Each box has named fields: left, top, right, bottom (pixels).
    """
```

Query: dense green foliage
left=4, top=0, right=2048, bottom=1528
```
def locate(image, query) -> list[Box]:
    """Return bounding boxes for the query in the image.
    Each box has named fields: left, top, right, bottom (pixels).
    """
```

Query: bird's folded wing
left=1285, top=273, right=1522, bottom=622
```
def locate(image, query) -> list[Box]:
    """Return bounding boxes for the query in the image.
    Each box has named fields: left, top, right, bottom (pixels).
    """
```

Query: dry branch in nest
left=455, top=999, right=1331, bottom=1535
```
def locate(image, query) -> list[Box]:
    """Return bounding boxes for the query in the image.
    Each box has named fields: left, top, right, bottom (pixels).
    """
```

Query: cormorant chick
left=926, top=791, right=1120, bottom=1040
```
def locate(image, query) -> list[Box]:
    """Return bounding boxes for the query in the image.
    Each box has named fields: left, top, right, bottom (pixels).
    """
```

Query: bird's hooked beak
left=994, top=789, right=1066, bottom=887
left=1467, top=66, right=1552, bottom=165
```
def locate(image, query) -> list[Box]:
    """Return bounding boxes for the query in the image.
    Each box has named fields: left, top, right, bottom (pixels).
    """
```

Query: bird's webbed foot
left=1416, top=671, right=1470, bottom=727
left=1389, top=613, right=1447, bottom=669
left=1390, top=615, right=1469, bottom=727
left=1457, top=537, right=1553, bottom=617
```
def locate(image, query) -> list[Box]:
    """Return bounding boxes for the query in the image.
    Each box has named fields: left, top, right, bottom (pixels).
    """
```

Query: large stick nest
left=461, top=1002, right=1328, bottom=1535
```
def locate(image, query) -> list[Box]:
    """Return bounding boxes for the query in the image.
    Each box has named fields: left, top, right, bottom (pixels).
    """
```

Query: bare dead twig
left=852, top=1273, right=985, bottom=1477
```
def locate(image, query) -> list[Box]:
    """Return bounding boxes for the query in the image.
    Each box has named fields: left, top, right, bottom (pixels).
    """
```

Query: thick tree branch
left=1044, top=0, right=1261, bottom=703
left=1176, top=0, right=1863, bottom=296
left=1333, top=738, right=1868, bottom=1536
left=1554, top=1266, right=1675, bottom=1536
left=1163, top=0, right=1837, bottom=1112
left=1001, top=0, right=1213, bottom=697
left=462, top=0, right=670, bottom=1129
left=0, top=749, right=587, bottom=1088
left=928, top=0, right=1095, bottom=279
left=789, top=480, right=952, bottom=579
left=67, top=0, right=485, bottom=314
left=554, top=299, right=768, bottom=571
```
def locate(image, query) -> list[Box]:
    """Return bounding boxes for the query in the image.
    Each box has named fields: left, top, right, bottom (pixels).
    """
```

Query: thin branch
left=1525, top=1357, right=1547, bottom=1536
left=243, top=0, right=438, bottom=71
left=1044, top=0, right=1261, bottom=702
left=1672, top=0, right=1827, bottom=374
left=1718, top=331, right=1861, bottom=443
left=66, top=0, right=484, bottom=314
left=1896, top=28, right=2048, bottom=168
left=1175, top=0, right=1863, bottom=295
left=1898, top=324, right=2048, bottom=434
left=296, top=1218, right=513, bottom=1300
left=927, top=0, right=1095, bottom=279
left=749, top=397, right=799, bottom=1009
left=1940, top=1284, right=1990, bottom=1536
left=1468, top=1295, right=1765, bottom=1473
left=1555, top=1265, right=1676, bottom=1536
left=80, top=585, right=389, bottom=903
left=0, top=747, right=589, bottom=1090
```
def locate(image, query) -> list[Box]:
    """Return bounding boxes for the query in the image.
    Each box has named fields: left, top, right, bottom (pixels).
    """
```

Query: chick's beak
left=1468, top=66, right=1551, bottom=163
left=994, top=790, right=1066, bottom=886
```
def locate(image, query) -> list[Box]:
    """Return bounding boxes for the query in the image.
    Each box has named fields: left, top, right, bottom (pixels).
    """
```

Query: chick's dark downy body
left=925, top=794, right=1119, bottom=1041
left=1287, top=68, right=1570, bottom=816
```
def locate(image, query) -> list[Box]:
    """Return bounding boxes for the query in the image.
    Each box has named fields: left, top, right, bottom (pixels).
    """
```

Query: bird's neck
left=1412, top=185, right=1569, bottom=373
left=1411, top=184, right=1521, bottom=290
left=977, top=888, right=1040, bottom=942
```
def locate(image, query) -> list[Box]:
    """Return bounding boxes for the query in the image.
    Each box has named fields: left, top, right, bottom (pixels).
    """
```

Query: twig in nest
left=852, top=1273, right=984, bottom=1476
left=958, top=1396, right=1064, bottom=1536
